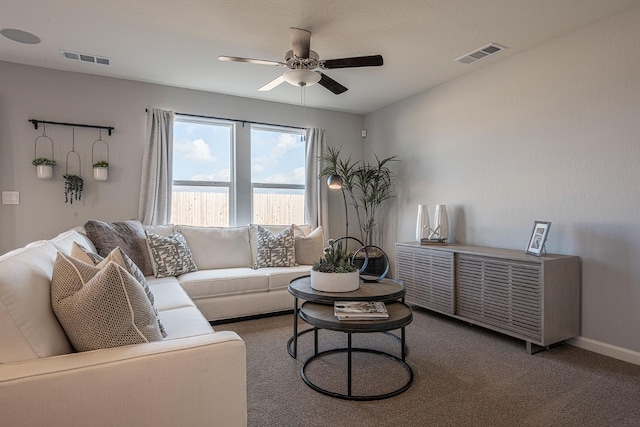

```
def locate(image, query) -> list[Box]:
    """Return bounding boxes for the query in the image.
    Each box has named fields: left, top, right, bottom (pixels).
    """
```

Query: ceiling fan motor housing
left=285, top=50, right=319, bottom=69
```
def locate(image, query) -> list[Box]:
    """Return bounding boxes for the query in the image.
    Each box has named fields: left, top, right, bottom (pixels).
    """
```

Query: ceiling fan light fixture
left=282, top=69, right=321, bottom=87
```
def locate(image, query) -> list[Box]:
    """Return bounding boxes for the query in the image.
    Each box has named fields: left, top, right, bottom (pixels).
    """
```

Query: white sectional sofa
left=0, top=222, right=321, bottom=426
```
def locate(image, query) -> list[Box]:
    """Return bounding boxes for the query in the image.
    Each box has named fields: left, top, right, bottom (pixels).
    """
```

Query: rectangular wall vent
left=60, top=50, right=111, bottom=66
left=455, top=43, right=507, bottom=65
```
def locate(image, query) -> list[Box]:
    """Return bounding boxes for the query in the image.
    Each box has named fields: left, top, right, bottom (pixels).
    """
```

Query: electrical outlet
left=2, top=191, right=19, bottom=205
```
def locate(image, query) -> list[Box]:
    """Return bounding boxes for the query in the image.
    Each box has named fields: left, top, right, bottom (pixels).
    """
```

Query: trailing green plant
left=320, top=146, right=398, bottom=246
left=312, top=240, right=359, bottom=273
left=32, top=157, right=56, bottom=166
left=92, top=161, right=109, bottom=168
left=63, top=174, right=83, bottom=204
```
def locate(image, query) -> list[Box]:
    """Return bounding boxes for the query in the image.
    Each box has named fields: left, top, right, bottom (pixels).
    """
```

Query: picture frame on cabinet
left=526, top=221, right=551, bottom=256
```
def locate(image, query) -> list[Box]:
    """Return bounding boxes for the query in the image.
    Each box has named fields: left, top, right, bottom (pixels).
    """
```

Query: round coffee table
left=287, top=275, right=405, bottom=358
left=298, top=301, right=413, bottom=401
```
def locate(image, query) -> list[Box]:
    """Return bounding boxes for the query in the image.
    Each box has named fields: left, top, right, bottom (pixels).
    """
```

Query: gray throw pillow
left=51, top=252, right=162, bottom=352
left=146, top=230, right=198, bottom=278
left=71, top=242, right=167, bottom=338
left=84, top=219, right=154, bottom=276
left=255, top=225, right=296, bottom=268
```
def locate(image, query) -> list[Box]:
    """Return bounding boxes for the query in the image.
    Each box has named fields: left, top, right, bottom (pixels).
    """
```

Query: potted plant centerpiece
left=320, top=147, right=398, bottom=276
left=311, top=240, right=360, bottom=292
left=32, top=157, right=56, bottom=179
left=92, top=160, right=109, bottom=181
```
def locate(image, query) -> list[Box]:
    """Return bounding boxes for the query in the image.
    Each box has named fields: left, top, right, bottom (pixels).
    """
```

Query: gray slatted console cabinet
left=395, top=243, right=580, bottom=354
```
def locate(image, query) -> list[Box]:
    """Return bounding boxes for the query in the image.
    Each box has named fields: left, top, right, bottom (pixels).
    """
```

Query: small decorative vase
left=36, top=165, right=53, bottom=180
left=93, top=167, right=108, bottom=181
left=310, top=270, right=360, bottom=293
left=433, top=204, right=449, bottom=241
left=416, top=204, right=430, bottom=242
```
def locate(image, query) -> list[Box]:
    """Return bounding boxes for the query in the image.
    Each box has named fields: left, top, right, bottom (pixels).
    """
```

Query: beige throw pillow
left=294, top=226, right=325, bottom=265
left=51, top=252, right=162, bottom=352
left=70, top=242, right=166, bottom=338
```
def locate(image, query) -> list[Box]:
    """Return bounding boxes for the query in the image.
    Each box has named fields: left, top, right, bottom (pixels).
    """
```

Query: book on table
left=334, top=301, right=389, bottom=320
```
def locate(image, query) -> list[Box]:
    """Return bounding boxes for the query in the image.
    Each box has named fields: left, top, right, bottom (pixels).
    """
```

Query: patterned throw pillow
left=51, top=253, right=162, bottom=352
left=146, top=230, right=198, bottom=278
left=254, top=225, right=296, bottom=268
left=71, top=242, right=167, bottom=338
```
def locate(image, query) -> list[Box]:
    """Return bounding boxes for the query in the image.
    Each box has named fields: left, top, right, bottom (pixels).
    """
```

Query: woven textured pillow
left=146, top=230, right=198, bottom=278
left=84, top=219, right=154, bottom=276
left=255, top=225, right=296, bottom=268
left=51, top=253, right=162, bottom=352
left=71, top=242, right=166, bottom=338
left=294, top=225, right=325, bottom=265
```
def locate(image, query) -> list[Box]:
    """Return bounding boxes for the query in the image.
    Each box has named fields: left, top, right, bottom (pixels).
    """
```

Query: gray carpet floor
left=216, top=308, right=640, bottom=427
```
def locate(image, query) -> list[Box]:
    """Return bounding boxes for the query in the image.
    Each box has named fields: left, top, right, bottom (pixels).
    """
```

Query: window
left=251, top=125, right=305, bottom=225
left=172, top=116, right=305, bottom=226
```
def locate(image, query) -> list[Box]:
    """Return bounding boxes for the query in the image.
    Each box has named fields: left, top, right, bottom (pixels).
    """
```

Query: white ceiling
left=2, top=0, right=639, bottom=114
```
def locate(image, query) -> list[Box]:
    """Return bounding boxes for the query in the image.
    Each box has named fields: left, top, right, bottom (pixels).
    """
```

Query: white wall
left=365, top=7, right=640, bottom=355
left=0, top=61, right=364, bottom=254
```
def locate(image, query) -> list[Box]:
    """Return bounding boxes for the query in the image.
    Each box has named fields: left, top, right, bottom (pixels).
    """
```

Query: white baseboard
left=568, top=337, right=640, bottom=366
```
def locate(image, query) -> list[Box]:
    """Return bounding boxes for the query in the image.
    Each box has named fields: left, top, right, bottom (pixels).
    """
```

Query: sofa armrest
left=0, top=331, right=247, bottom=427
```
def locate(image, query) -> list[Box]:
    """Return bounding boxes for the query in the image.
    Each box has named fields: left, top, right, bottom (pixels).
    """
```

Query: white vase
left=416, top=204, right=430, bottom=242
left=93, top=167, right=108, bottom=181
left=433, top=204, right=449, bottom=241
left=36, top=165, right=53, bottom=180
left=310, top=270, right=360, bottom=293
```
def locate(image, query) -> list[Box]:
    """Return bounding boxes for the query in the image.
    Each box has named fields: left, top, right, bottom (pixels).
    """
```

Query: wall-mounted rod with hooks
left=29, top=119, right=115, bottom=136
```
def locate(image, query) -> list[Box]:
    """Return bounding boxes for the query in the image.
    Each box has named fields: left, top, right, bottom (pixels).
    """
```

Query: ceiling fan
left=219, top=27, right=383, bottom=95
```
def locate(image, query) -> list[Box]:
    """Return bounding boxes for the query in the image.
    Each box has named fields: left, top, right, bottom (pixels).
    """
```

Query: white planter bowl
left=93, top=167, right=108, bottom=181
left=36, top=165, right=53, bottom=180
left=310, top=270, right=360, bottom=293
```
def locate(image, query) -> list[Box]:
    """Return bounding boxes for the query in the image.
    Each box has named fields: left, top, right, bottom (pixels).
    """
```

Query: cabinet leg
left=526, top=341, right=549, bottom=355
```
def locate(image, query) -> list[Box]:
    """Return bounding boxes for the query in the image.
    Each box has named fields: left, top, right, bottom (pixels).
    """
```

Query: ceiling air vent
left=455, top=43, right=507, bottom=65
left=60, top=50, right=111, bottom=66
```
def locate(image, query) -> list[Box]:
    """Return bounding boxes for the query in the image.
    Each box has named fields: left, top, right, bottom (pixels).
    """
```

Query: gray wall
left=0, top=61, right=364, bottom=254
left=365, top=7, right=640, bottom=354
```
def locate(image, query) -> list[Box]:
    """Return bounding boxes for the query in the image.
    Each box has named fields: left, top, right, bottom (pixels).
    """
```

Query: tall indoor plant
left=320, top=146, right=398, bottom=247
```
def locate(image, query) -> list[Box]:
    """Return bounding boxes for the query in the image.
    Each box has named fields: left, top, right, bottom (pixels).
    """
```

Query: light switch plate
left=2, top=191, right=19, bottom=205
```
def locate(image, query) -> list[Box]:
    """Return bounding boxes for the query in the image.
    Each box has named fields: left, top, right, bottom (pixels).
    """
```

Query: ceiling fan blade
left=218, top=55, right=285, bottom=67
left=321, top=55, right=383, bottom=69
left=258, top=75, right=286, bottom=91
left=290, top=27, right=311, bottom=58
left=318, top=72, right=348, bottom=95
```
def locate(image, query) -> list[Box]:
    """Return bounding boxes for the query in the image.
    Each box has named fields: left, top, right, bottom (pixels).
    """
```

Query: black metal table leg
left=293, top=297, right=298, bottom=358
left=348, top=332, right=352, bottom=397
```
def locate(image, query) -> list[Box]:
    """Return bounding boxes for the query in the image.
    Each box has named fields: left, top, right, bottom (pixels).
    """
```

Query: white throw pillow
left=254, top=226, right=296, bottom=268
left=51, top=253, right=162, bottom=352
left=146, top=230, right=198, bottom=278
left=294, top=226, right=325, bottom=265
left=177, top=225, right=252, bottom=269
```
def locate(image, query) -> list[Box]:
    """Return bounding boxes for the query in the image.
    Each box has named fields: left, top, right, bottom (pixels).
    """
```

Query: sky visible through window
left=172, top=120, right=305, bottom=187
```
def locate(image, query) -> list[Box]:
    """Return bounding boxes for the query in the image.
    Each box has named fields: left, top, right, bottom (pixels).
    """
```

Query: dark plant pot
left=353, top=254, right=386, bottom=277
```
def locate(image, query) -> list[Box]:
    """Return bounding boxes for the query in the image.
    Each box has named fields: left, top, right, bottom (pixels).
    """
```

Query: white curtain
left=138, top=108, right=175, bottom=225
left=304, top=128, right=329, bottom=236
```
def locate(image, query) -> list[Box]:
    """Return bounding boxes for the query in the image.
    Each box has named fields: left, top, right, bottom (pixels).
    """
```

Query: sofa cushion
left=51, top=253, right=162, bottom=352
left=84, top=219, right=154, bottom=276
left=147, top=276, right=196, bottom=312
left=179, top=268, right=268, bottom=299
left=157, top=306, right=214, bottom=340
left=0, top=242, right=73, bottom=363
left=177, top=225, right=252, bottom=269
left=146, top=230, right=198, bottom=278
left=294, top=226, right=325, bottom=265
left=254, top=226, right=296, bottom=268
left=50, top=229, right=97, bottom=255
left=249, top=224, right=310, bottom=265
left=71, top=242, right=167, bottom=338
left=262, top=266, right=314, bottom=290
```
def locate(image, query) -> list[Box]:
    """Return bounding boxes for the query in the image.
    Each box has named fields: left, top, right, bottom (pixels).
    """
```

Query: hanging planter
left=64, top=127, right=83, bottom=204
left=92, top=161, right=109, bottom=181
left=92, top=131, right=110, bottom=181
left=33, top=126, right=56, bottom=179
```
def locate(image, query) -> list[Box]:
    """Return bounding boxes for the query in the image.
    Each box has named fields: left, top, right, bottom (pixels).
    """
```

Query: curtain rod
left=29, top=119, right=114, bottom=136
left=145, top=109, right=304, bottom=130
